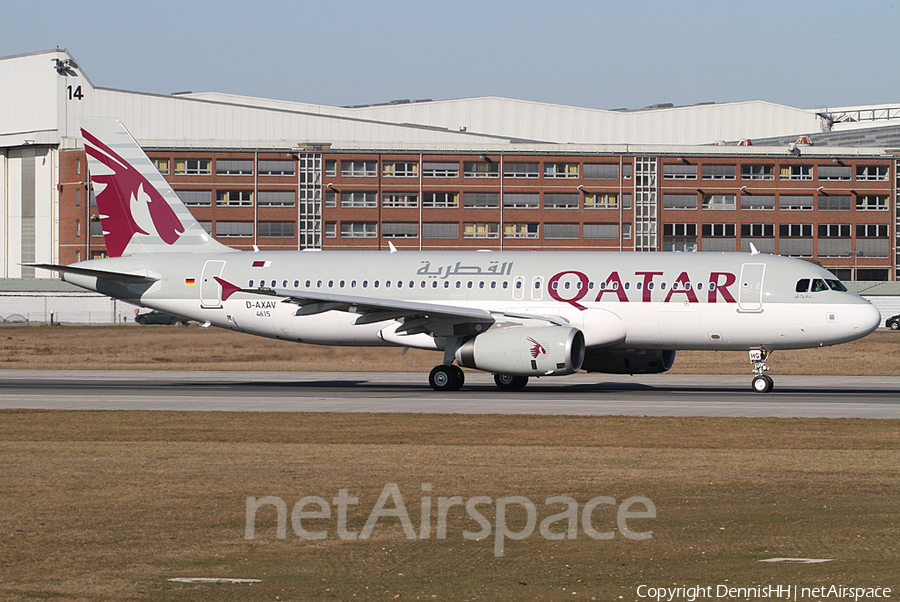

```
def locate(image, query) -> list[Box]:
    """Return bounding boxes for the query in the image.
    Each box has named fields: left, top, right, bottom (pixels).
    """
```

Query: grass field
left=1, top=412, right=898, bottom=601
left=1, top=325, right=898, bottom=374
left=1, top=327, right=898, bottom=601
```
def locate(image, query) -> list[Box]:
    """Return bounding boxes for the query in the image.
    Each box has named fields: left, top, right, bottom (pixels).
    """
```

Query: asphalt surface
left=1, top=370, right=898, bottom=418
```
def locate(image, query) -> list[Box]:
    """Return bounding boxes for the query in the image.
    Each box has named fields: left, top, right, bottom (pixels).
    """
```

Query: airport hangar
left=2, top=49, right=900, bottom=301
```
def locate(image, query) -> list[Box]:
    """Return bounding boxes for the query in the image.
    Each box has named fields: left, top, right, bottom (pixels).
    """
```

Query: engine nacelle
left=455, top=326, right=585, bottom=376
left=581, top=349, right=676, bottom=375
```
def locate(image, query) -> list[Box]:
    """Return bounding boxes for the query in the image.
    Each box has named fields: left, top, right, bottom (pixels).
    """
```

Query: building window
left=856, top=224, right=889, bottom=238
left=584, top=193, right=618, bottom=209
left=818, top=195, right=852, bottom=211
left=383, top=162, right=419, bottom=177
left=741, top=164, right=774, bottom=180
left=780, top=165, right=812, bottom=180
left=216, top=160, right=253, bottom=175
left=663, top=164, right=697, bottom=179
left=423, top=223, right=459, bottom=239
left=259, top=160, right=296, bottom=176
left=325, top=160, right=337, bottom=177
left=215, top=222, right=253, bottom=237
left=544, top=193, right=578, bottom=209
left=503, top=162, right=540, bottom=178
left=856, top=225, right=889, bottom=257
left=701, top=194, right=736, bottom=210
left=463, top=192, right=500, bottom=208
left=216, top=190, right=253, bottom=207
left=543, top=163, right=579, bottom=178
left=583, top=164, right=619, bottom=179
left=504, top=223, right=539, bottom=238
left=174, top=159, right=211, bottom=175
left=663, top=223, right=697, bottom=252
left=258, top=191, right=296, bottom=207
left=701, top=164, right=736, bottom=180
left=543, top=223, right=579, bottom=239
left=779, top=224, right=813, bottom=237
left=75, top=189, right=81, bottom=206
left=663, top=194, right=698, bottom=210
left=856, top=195, right=888, bottom=211
left=423, top=192, right=459, bottom=208
left=341, top=192, right=377, bottom=208
left=818, top=165, right=851, bottom=180
left=779, top=195, right=813, bottom=211
left=463, top=223, right=499, bottom=239
left=324, top=191, right=337, bottom=208
left=341, top=161, right=377, bottom=177
left=75, top=219, right=81, bottom=237
left=463, top=162, right=499, bottom=178
left=741, top=223, right=775, bottom=237
left=701, top=223, right=736, bottom=252
left=198, top=221, right=212, bottom=234
left=383, top=193, right=419, bottom=208
left=258, top=222, right=295, bottom=238
left=90, top=220, right=103, bottom=237
left=623, top=224, right=632, bottom=239
left=324, top=222, right=336, bottom=238
left=423, top=162, right=459, bottom=177
left=382, top=223, right=418, bottom=238
left=702, top=223, right=736, bottom=237
left=340, top=222, right=377, bottom=238
left=176, top=190, right=213, bottom=206
left=503, top=193, right=539, bottom=208
left=740, top=194, right=774, bottom=210
left=583, top=224, right=619, bottom=239
left=819, top=224, right=851, bottom=238
left=856, top=165, right=889, bottom=181
left=153, top=158, right=169, bottom=175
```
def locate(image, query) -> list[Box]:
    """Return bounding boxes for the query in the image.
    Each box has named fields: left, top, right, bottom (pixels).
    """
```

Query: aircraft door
left=738, top=263, right=765, bottom=312
left=200, top=260, right=227, bottom=309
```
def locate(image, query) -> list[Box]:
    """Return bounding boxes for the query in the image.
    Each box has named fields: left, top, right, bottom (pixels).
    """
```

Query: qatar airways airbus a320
left=33, top=118, right=881, bottom=393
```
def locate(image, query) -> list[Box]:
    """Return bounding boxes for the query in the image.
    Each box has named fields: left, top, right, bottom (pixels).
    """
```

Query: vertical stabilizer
left=80, top=117, right=232, bottom=256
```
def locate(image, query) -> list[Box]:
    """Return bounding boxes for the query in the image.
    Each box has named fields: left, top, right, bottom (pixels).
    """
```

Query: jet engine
left=455, top=326, right=585, bottom=376
left=581, top=349, right=676, bottom=375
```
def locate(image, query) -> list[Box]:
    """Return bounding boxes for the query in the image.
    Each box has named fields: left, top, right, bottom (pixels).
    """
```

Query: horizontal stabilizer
left=27, top=263, right=160, bottom=283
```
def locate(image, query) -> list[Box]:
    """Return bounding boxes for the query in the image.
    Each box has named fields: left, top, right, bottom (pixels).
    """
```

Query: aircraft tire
left=494, top=373, right=528, bottom=390
left=891, top=322, right=899, bottom=330
left=752, top=375, right=773, bottom=393
left=430, top=365, right=463, bottom=392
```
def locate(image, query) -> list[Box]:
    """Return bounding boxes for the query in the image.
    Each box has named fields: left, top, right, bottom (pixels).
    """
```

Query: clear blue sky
left=2, top=0, right=897, bottom=110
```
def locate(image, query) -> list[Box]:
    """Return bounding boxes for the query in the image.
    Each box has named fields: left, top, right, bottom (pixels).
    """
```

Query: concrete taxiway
left=0, top=370, right=898, bottom=418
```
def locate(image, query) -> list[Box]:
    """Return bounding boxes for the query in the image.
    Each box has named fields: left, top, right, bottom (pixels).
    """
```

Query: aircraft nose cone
left=858, top=302, right=882, bottom=336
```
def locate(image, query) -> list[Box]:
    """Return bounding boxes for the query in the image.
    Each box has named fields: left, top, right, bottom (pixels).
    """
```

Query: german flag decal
left=185, top=278, right=196, bottom=286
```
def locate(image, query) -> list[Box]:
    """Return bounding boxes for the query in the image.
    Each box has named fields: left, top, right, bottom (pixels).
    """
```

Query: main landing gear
left=429, top=364, right=465, bottom=391
left=494, top=373, right=529, bottom=390
left=749, top=348, right=774, bottom=393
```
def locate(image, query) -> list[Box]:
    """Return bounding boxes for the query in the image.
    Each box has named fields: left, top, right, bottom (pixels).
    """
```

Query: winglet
left=749, top=242, right=760, bottom=255
left=388, top=241, right=397, bottom=253
left=214, top=276, right=242, bottom=302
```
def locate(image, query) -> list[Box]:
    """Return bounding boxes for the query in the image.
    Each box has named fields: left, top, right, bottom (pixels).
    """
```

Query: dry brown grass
left=1, top=411, right=898, bottom=601
left=1, top=325, right=898, bottom=374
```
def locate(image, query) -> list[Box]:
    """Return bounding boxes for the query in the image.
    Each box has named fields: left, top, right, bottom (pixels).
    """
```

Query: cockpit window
left=826, top=279, right=848, bottom=292
left=811, top=279, right=829, bottom=292
left=795, top=279, right=810, bottom=293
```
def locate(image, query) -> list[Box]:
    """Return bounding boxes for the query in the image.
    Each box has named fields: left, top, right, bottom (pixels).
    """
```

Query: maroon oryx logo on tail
left=81, top=128, right=184, bottom=257
left=526, top=337, right=547, bottom=359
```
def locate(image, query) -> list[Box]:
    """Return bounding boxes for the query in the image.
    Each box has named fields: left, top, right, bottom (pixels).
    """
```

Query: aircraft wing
left=216, top=277, right=567, bottom=337
left=26, top=263, right=160, bottom=283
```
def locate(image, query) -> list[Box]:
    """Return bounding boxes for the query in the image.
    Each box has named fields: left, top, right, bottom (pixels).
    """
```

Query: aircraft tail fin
left=79, top=117, right=231, bottom=257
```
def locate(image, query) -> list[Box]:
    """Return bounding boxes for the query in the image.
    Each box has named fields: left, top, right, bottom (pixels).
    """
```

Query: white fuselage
left=64, top=250, right=882, bottom=353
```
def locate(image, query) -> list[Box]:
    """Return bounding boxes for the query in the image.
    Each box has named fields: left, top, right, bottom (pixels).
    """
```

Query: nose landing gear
left=749, top=348, right=774, bottom=393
